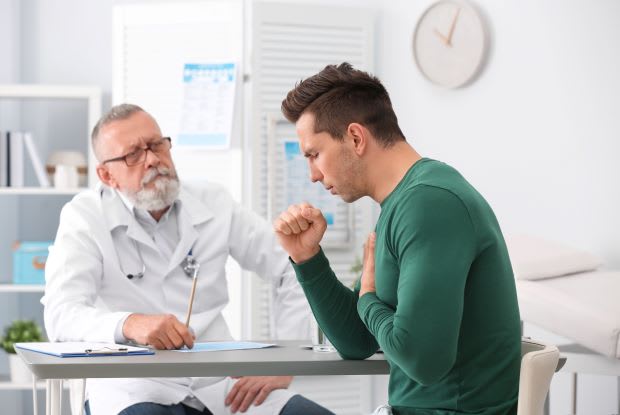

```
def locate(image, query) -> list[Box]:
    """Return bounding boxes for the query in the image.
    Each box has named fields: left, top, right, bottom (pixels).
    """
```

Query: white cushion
left=517, top=271, right=620, bottom=358
left=505, top=234, right=603, bottom=280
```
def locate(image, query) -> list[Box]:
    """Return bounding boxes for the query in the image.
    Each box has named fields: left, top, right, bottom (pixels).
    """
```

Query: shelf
left=0, top=187, right=85, bottom=195
left=0, top=376, right=44, bottom=390
left=0, top=84, right=101, bottom=100
left=0, top=375, right=69, bottom=390
left=0, top=284, right=45, bottom=293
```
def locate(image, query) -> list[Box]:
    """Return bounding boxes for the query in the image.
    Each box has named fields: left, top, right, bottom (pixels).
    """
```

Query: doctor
left=42, top=104, right=334, bottom=415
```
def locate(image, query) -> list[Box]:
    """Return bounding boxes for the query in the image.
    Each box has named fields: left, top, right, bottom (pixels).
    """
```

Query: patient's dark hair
left=281, top=62, right=405, bottom=147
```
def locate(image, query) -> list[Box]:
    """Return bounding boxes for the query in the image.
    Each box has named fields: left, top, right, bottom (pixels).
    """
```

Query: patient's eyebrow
left=303, top=148, right=315, bottom=158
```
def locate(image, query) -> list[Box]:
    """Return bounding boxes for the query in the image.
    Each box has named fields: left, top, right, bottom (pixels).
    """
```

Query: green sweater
left=292, top=159, right=521, bottom=415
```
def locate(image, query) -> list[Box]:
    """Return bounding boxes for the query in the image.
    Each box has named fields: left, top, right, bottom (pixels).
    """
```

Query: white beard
left=123, top=167, right=180, bottom=212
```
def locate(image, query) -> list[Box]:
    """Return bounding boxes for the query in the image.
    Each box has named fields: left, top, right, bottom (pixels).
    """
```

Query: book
left=6, top=131, right=11, bottom=186
left=7, top=131, right=24, bottom=187
left=14, top=342, right=154, bottom=358
left=23, top=132, right=50, bottom=187
left=0, top=131, right=6, bottom=186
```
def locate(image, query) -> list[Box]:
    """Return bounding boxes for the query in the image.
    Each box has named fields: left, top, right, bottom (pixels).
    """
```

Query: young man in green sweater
left=273, top=63, right=521, bottom=415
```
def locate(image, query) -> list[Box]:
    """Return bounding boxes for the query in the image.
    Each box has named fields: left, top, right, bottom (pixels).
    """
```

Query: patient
left=273, top=63, right=522, bottom=414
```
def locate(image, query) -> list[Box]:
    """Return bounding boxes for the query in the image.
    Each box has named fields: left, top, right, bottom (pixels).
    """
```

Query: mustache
left=141, top=167, right=175, bottom=186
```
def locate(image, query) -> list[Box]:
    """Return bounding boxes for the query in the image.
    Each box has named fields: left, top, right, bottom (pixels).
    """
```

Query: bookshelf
left=0, top=187, right=83, bottom=196
left=0, top=84, right=101, bottom=187
left=0, top=85, right=101, bottom=401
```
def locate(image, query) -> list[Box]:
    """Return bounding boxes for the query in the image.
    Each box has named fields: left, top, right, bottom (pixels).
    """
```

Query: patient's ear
left=347, top=123, right=368, bottom=156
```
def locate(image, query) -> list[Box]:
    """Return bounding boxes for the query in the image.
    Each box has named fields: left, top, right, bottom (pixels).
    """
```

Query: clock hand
left=445, top=7, right=461, bottom=46
left=433, top=28, right=450, bottom=45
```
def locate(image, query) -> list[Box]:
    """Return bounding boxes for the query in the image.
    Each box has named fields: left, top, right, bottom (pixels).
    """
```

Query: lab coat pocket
left=189, top=249, right=230, bottom=313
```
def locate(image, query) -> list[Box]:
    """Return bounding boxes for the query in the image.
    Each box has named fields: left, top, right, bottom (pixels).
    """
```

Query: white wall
left=3, top=0, right=619, bottom=413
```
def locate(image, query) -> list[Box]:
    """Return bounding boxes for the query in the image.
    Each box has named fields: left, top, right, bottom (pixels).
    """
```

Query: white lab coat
left=42, top=182, right=312, bottom=415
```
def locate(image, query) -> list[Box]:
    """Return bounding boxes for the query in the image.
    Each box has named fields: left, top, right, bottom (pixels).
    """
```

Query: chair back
left=517, top=339, right=560, bottom=415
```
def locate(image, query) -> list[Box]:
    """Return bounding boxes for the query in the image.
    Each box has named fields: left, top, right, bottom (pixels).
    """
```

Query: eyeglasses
left=102, top=137, right=172, bottom=167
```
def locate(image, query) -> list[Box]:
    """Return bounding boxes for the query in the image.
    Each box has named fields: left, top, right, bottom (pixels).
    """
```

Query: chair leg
left=570, top=373, right=578, bottom=415
left=617, top=376, right=619, bottom=415
left=544, top=393, right=550, bottom=415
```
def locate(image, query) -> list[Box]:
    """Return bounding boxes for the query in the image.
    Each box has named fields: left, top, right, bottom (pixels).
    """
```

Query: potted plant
left=1, top=319, right=45, bottom=383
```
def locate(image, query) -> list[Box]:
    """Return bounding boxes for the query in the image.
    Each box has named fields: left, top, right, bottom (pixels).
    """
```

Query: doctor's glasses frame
left=101, top=136, right=172, bottom=166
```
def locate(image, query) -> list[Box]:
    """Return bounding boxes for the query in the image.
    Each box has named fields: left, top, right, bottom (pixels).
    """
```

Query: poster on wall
left=178, top=62, right=237, bottom=149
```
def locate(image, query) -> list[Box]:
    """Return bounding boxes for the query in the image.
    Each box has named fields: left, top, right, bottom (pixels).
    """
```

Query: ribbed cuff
left=290, top=247, right=331, bottom=283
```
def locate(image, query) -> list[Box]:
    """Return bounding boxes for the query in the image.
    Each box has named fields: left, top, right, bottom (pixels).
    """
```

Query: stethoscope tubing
left=121, top=239, right=198, bottom=280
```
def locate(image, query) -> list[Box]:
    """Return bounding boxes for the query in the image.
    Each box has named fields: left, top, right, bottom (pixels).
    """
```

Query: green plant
left=0, top=320, right=44, bottom=354
left=350, top=256, right=363, bottom=289
left=349, top=256, right=363, bottom=275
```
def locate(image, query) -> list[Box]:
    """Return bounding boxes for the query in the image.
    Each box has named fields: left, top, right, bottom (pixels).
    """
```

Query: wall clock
left=413, top=0, right=488, bottom=88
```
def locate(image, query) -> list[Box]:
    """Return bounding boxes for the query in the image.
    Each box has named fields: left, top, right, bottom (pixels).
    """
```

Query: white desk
left=16, top=341, right=389, bottom=415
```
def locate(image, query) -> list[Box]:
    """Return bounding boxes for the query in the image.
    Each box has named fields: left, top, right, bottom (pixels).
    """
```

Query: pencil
left=185, top=275, right=198, bottom=327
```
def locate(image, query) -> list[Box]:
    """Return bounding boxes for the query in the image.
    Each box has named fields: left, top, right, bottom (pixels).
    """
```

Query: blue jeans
left=85, top=401, right=213, bottom=415
left=86, top=394, right=334, bottom=415
left=280, top=394, right=335, bottom=415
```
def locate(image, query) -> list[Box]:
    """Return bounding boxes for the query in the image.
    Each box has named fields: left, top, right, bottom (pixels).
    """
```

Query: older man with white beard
left=42, top=104, right=334, bottom=415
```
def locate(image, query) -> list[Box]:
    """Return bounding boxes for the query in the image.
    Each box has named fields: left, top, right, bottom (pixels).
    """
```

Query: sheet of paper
left=178, top=62, right=237, bottom=149
left=174, top=341, right=276, bottom=353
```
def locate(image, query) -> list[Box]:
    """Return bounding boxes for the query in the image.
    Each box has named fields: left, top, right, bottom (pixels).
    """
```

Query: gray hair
left=91, top=103, right=145, bottom=160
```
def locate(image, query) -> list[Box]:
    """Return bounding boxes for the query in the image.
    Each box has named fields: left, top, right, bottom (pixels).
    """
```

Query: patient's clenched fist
left=273, top=203, right=327, bottom=263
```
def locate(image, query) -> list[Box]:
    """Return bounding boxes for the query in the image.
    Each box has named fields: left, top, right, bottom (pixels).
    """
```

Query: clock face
left=413, top=0, right=487, bottom=88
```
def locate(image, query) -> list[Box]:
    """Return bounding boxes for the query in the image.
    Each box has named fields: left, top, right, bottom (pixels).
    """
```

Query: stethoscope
left=124, top=240, right=200, bottom=280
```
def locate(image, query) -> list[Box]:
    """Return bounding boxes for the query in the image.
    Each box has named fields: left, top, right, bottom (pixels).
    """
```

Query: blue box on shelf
left=12, top=241, right=52, bottom=285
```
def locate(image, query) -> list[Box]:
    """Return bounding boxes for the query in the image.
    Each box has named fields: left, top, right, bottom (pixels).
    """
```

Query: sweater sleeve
left=292, top=249, right=379, bottom=359
left=357, top=186, right=477, bottom=385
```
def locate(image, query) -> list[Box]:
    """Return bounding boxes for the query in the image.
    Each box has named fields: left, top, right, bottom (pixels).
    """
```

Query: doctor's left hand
left=225, top=375, right=293, bottom=413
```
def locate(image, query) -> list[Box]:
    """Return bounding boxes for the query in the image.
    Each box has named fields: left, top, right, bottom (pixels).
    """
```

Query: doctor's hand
left=273, top=203, right=327, bottom=264
left=359, top=232, right=376, bottom=298
left=122, top=313, right=195, bottom=350
left=225, top=375, right=293, bottom=413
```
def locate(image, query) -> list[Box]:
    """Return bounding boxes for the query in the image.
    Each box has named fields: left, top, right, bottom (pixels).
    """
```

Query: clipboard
left=15, top=342, right=154, bottom=358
